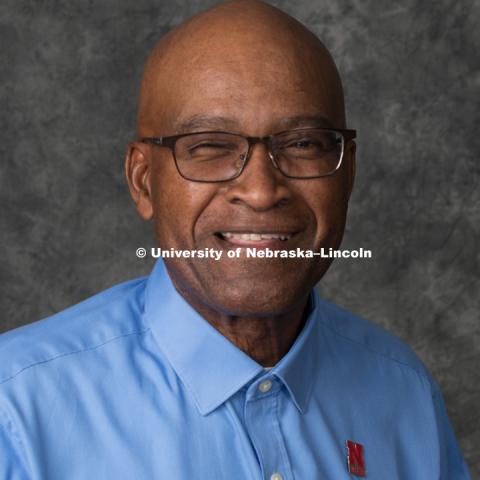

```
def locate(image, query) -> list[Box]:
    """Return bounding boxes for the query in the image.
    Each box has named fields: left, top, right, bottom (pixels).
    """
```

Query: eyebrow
left=274, top=115, right=334, bottom=131
left=176, top=115, right=240, bottom=133
left=175, top=113, right=334, bottom=134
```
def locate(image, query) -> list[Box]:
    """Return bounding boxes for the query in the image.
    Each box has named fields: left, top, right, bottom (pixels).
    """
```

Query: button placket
left=244, top=377, right=294, bottom=480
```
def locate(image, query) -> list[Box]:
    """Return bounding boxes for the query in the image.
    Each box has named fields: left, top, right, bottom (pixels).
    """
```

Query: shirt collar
left=272, top=291, right=319, bottom=414
left=143, top=259, right=320, bottom=416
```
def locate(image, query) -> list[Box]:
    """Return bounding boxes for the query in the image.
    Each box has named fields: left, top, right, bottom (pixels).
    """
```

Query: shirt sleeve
left=431, top=381, right=471, bottom=480
left=0, top=409, right=31, bottom=480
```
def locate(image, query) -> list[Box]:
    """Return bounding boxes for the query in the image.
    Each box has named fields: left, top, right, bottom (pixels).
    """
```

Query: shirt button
left=258, top=379, right=273, bottom=393
left=270, top=474, right=283, bottom=480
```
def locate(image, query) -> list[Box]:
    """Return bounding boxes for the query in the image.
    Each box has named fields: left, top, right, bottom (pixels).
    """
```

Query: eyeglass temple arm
left=140, top=137, right=163, bottom=145
left=341, top=129, right=357, bottom=141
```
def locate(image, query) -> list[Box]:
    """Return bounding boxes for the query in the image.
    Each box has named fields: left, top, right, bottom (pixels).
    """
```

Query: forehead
left=157, top=53, right=340, bottom=135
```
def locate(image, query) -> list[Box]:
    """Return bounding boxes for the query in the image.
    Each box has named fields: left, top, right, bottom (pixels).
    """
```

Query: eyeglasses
left=140, top=127, right=356, bottom=183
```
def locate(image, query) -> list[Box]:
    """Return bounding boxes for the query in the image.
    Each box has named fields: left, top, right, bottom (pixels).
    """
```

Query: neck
left=173, top=278, right=310, bottom=367
left=207, top=303, right=310, bottom=366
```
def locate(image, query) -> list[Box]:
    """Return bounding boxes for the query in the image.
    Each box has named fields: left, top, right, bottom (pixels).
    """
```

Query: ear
left=345, top=140, right=356, bottom=201
left=124, top=141, right=154, bottom=220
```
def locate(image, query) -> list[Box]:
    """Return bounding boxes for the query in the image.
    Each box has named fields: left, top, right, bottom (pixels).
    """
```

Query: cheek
left=150, top=165, right=217, bottom=248
left=304, top=178, right=350, bottom=244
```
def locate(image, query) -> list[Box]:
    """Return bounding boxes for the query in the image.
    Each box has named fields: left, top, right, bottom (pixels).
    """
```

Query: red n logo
left=346, top=440, right=366, bottom=477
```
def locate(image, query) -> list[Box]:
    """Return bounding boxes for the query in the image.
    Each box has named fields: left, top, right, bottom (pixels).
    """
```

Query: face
left=128, top=31, right=355, bottom=317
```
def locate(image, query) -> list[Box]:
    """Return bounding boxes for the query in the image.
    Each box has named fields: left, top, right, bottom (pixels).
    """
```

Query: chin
left=169, top=256, right=332, bottom=317
left=199, top=278, right=311, bottom=317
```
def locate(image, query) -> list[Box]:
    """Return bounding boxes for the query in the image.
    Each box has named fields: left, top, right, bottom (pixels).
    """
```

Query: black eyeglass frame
left=139, top=127, right=356, bottom=183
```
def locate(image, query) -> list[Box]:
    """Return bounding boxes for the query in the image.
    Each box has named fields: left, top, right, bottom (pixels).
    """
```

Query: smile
left=214, top=230, right=298, bottom=248
left=219, top=232, right=292, bottom=241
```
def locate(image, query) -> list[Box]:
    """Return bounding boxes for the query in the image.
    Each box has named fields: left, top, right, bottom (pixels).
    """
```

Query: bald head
left=137, top=0, right=346, bottom=136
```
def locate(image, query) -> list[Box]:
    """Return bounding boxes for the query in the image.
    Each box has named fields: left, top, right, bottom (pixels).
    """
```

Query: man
left=0, top=1, right=470, bottom=478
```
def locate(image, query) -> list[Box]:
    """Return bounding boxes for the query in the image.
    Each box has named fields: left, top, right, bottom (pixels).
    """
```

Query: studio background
left=1, top=0, right=478, bottom=474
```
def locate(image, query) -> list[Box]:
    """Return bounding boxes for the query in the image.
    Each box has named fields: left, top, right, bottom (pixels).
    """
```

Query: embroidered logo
left=346, top=440, right=366, bottom=477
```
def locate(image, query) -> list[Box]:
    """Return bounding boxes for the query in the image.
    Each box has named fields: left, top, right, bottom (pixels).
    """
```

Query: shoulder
left=315, top=297, right=432, bottom=383
left=0, top=276, right=149, bottom=386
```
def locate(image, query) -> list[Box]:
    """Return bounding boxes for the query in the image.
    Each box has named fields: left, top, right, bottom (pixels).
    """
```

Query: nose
left=224, top=142, right=292, bottom=211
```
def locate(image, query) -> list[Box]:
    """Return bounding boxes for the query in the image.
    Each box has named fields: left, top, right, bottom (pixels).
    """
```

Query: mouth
left=214, top=231, right=296, bottom=248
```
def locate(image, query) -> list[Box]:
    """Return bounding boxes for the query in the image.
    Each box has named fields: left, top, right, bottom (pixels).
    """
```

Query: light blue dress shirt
left=0, top=259, right=471, bottom=479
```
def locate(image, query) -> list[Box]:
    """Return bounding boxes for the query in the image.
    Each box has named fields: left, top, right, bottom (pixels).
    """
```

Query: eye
left=188, top=141, right=236, bottom=154
left=189, top=141, right=229, bottom=150
left=290, top=139, right=316, bottom=149
left=183, top=140, right=241, bottom=164
left=285, top=138, right=327, bottom=151
left=283, top=134, right=338, bottom=152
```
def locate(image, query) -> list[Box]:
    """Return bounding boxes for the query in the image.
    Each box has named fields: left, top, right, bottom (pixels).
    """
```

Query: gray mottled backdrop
left=1, top=0, right=479, bottom=475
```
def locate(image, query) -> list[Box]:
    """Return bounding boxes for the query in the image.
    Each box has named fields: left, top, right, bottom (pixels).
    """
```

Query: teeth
left=221, top=232, right=292, bottom=241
